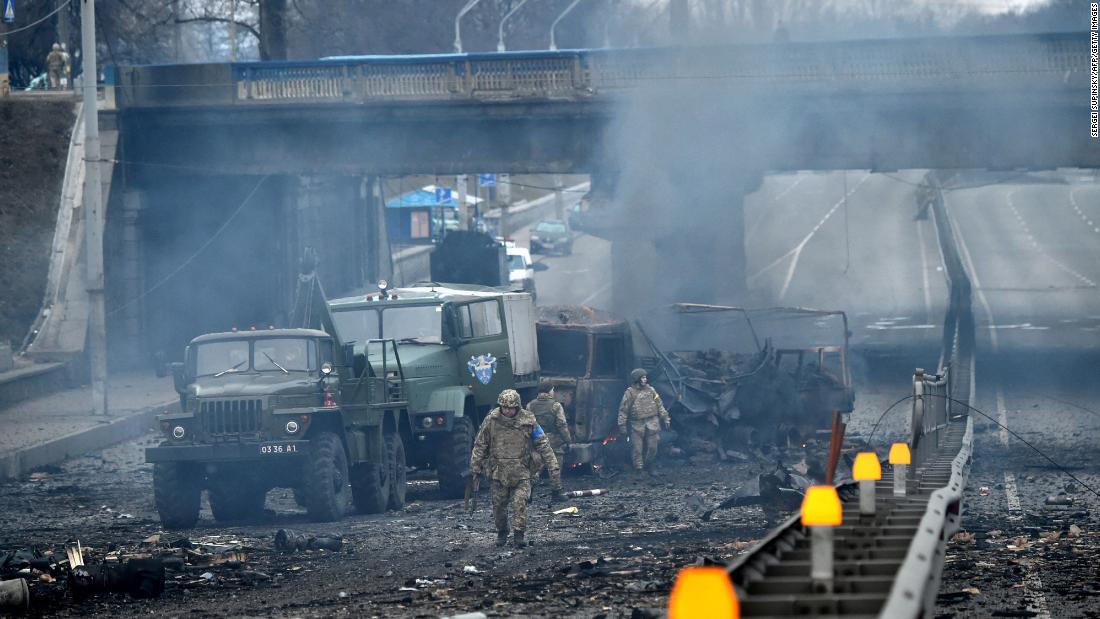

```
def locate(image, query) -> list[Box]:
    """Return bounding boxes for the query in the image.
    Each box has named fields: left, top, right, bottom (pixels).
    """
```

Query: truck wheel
left=208, top=482, right=266, bottom=523
left=153, top=462, right=201, bottom=530
left=436, top=416, right=473, bottom=499
left=387, top=433, right=407, bottom=510
left=302, top=432, right=351, bottom=522
left=351, top=460, right=389, bottom=514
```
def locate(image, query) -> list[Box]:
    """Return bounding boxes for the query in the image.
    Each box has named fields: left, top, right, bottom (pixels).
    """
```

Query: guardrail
left=113, top=31, right=1087, bottom=109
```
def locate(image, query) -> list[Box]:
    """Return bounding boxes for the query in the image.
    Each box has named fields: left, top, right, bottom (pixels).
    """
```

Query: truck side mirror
left=169, top=362, right=188, bottom=393
left=342, top=342, right=355, bottom=367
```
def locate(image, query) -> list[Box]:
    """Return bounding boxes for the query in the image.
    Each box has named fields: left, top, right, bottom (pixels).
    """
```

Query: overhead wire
left=866, top=392, right=1100, bottom=501
left=2, top=0, right=71, bottom=36
left=106, top=174, right=271, bottom=318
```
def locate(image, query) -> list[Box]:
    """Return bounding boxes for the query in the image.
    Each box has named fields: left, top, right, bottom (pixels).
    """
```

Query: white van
left=506, top=246, right=537, bottom=301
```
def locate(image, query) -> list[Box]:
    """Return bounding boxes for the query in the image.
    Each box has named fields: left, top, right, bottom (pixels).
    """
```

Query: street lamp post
left=497, top=0, right=532, bottom=52
left=454, top=0, right=483, bottom=53
left=549, top=0, right=585, bottom=51
left=80, top=0, right=107, bottom=416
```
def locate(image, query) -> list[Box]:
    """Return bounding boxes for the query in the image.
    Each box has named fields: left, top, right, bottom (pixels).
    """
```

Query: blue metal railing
left=113, top=31, right=1089, bottom=108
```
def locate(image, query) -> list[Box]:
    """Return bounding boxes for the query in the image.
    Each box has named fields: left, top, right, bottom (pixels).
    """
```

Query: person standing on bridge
left=470, top=389, right=562, bottom=548
left=527, top=379, right=572, bottom=479
left=618, top=368, right=671, bottom=477
left=47, top=44, right=66, bottom=90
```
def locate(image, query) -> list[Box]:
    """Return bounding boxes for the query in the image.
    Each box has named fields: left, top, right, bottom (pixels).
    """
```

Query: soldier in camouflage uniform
left=527, top=379, right=572, bottom=477
left=617, top=368, right=671, bottom=475
left=471, top=389, right=562, bottom=548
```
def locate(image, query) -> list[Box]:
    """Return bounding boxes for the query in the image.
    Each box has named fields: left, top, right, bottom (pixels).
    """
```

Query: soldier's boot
left=513, top=530, right=527, bottom=548
left=496, top=530, right=510, bottom=547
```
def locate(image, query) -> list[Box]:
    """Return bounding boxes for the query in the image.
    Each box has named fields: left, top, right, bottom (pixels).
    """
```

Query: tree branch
left=176, top=16, right=261, bottom=41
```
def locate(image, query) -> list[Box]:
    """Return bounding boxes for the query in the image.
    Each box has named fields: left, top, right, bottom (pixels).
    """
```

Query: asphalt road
left=4, top=172, right=1098, bottom=616
left=935, top=173, right=1100, bottom=618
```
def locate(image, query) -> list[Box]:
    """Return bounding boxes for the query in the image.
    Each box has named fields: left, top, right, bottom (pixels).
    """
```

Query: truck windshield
left=332, top=308, right=381, bottom=345
left=332, top=305, right=443, bottom=345
left=255, top=338, right=314, bottom=372
left=195, top=340, right=250, bottom=376
left=508, top=254, right=527, bottom=271
left=383, top=305, right=443, bottom=343
left=194, top=338, right=317, bottom=376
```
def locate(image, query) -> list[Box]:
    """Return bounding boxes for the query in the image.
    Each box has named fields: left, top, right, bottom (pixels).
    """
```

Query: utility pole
left=81, top=0, right=107, bottom=415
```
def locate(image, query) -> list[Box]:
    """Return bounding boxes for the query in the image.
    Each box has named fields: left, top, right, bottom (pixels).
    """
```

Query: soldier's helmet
left=497, top=389, right=522, bottom=408
left=630, top=368, right=647, bottom=383
left=537, top=378, right=554, bottom=394
left=52, top=43, right=61, bottom=51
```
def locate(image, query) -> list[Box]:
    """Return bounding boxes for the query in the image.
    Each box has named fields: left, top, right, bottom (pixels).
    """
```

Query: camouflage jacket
left=617, top=384, right=670, bottom=427
left=471, top=407, right=559, bottom=483
left=527, top=394, right=572, bottom=449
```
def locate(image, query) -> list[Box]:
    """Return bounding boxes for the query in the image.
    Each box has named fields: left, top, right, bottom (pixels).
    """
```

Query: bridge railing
left=113, top=32, right=1088, bottom=109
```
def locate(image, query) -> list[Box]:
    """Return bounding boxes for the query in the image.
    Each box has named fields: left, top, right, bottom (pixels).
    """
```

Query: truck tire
left=302, top=432, right=351, bottom=522
left=387, top=433, right=407, bottom=510
left=436, top=416, right=473, bottom=499
left=208, top=482, right=266, bottom=523
left=153, top=462, right=201, bottom=530
left=350, top=431, right=393, bottom=515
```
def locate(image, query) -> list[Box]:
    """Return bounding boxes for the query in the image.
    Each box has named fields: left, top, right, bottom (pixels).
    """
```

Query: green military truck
left=327, top=283, right=539, bottom=498
left=147, top=270, right=538, bottom=528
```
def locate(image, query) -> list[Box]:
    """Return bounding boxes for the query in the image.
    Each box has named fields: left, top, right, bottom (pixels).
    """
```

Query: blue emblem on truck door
left=467, top=353, right=498, bottom=385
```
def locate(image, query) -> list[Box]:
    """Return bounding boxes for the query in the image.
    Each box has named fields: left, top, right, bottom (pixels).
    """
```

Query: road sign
left=3, top=0, right=14, bottom=23
left=434, top=187, right=452, bottom=203
left=478, top=173, right=496, bottom=187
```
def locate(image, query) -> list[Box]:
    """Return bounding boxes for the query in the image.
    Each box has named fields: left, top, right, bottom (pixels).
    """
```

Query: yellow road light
left=852, top=452, right=882, bottom=481
left=888, top=442, right=911, bottom=465
left=668, top=566, right=740, bottom=619
left=801, top=485, right=843, bottom=527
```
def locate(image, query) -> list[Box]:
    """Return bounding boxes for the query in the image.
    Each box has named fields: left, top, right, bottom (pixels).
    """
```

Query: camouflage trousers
left=530, top=447, right=566, bottom=479
left=630, top=417, right=661, bottom=470
left=491, top=478, right=533, bottom=533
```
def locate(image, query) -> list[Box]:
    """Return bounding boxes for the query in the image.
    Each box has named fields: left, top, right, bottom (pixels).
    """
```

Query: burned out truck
left=535, top=303, right=854, bottom=467
left=639, top=304, right=854, bottom=447
left=536, top=306, right=633, bottom=466
left=147, top=259, right=538, bottom=527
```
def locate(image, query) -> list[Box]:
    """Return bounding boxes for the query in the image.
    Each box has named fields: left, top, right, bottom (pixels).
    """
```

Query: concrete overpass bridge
left=112, top=31, right=1095, bottom=174
left=93, top=31, right=1095, bottom=364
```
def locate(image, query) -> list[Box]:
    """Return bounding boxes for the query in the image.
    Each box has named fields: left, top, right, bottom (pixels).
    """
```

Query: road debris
left=274, top=529, right=344, bottom=553
left=0, top=578, right=29, bottom=609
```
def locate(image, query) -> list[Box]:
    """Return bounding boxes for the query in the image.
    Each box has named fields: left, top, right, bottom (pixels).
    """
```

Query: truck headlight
left=285, top=420, right=300, bottom=434
left=172, top=425, right=186, bottom=439
left=421, top=416, right=433, bottom=428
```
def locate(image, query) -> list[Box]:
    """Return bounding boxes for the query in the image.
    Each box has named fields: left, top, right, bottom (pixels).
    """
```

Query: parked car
left=530, top=220, right=573, bottom=255
left=507, top=246, right=537, bottom=300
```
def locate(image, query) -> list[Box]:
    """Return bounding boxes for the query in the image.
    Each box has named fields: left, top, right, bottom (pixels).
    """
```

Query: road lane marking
left=746, top=174, right=806, bottom=238
left=953, top=192, right=1052, bottom=618
left=1023, top=569, right=1052, bottom=619
left=1004, top=472, right=1022, bottom=512
left=580, top=282, right=611, bottom=306
left=1007, top=190, right=1096, bottom=288
left=748, top=173, right=871, bottom=301
left=996, top=386, right=1010, bottom=447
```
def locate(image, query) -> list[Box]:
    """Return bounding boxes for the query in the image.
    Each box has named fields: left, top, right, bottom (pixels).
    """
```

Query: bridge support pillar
left=294, top=175, right=391, bottom=297
left=118, top=189, right=145, bottom=366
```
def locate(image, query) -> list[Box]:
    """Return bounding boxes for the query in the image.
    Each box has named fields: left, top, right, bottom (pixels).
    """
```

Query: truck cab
left=328, top=284, right=539, bottom=497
